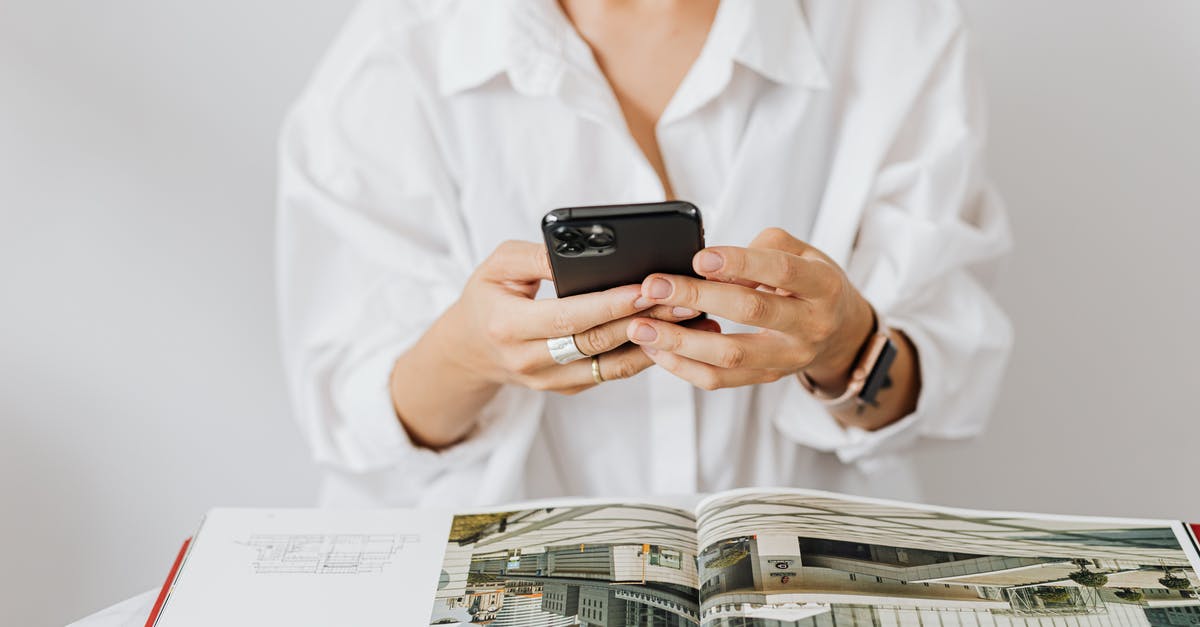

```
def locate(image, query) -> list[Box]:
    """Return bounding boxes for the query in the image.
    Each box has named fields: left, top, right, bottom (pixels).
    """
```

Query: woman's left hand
left=627, top=227, right=875, bottom=393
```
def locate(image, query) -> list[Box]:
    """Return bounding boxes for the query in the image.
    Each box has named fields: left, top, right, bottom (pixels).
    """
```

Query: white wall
left=1, top=2, right=1197, bottom=625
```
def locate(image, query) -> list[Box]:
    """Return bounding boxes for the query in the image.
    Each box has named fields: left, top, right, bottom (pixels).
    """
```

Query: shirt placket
left=543, top=24, right=711, bottom=495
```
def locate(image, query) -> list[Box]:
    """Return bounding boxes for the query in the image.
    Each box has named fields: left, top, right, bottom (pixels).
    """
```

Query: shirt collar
left=727, top=0, right=830, bottom=89
left=437, top=0, right=830, bottom=97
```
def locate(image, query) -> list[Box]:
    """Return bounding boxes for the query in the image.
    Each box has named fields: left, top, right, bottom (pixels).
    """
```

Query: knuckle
left=717, top=343, right=747, bottom=369
left=672, top=278, right=698, bottom=305
left=738, top=293, right=771, bottom=325
left=492, top=239, right=520, bottom=260
left=575, top=327, right=607, bottom=355
left=484, top=317, right=513, bottom=342
left=822, top=271, right=847, bottom=300
left=760, top=227, right=791, bottom=247
left=605, top=299, right=626, bottom=323
left=778, top=253, right=802, bottom=282
left=609, top=357, right=641, bottom=381
left=551, top=307, right=576, bottom=336
left=661, top=327, right=684, bottom=351
left=809, top=317, right=837, bottom=343
left=696, top=371, right=723, bottom=391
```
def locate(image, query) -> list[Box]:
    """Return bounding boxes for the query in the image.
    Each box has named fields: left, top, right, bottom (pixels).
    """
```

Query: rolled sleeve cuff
left=771, top=377, right=926, bottom=474
left=324, top=338, right=536, bottom=482
left=771, top=315, right=948, bottom=472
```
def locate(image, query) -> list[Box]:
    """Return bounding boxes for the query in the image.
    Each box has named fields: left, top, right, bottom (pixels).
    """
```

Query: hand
left=625, top=228, right=875, bottom=392
left=435, top=240, right=697, bottom=395
left=394, top=239, right=701, bottom=448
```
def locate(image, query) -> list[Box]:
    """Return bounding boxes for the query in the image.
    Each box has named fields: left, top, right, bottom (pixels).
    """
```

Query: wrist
left=802, top=292, right=876, bottom=395
left=421, top=303, right=497, bottom=390
left=390, top=305, right=500, bottom=449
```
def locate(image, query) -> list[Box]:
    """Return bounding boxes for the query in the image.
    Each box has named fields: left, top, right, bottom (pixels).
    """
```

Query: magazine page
left=693, top=488, right=1200, bottom=626
left=153, top=508, right=455, bottom=627
left=427, top=499, right=703, bottom=625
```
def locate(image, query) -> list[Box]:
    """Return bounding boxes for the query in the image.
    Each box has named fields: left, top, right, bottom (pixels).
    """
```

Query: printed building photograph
left=429, top=503, right=702, bottom=626
left=694, top=493, right=1199, bottom=626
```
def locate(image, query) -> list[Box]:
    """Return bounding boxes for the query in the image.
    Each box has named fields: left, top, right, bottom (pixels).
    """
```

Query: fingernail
left=642, top=346, right=658, bottom=356
left=646, top=277, right=672, bottom=299
left=632, top=324, right=658, bottom=343
left=696, top=251, right=723, bottom=272
left=672, top=307, right=696, bottom=317
left=634, top=296, right=653, bottom=309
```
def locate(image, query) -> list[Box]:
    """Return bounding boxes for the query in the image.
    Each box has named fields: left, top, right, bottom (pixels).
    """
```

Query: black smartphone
left=541, top=201, right=705, bottom=297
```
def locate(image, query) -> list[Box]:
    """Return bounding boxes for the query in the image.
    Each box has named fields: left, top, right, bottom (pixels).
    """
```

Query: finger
left=572, top=305, right=701, bottom=356
left=591, top=344, right=655, bottom=383
left=522, top=343, right=653, bottom=390
left=748, top=227, right=814, bottom=257
left=554, top=384, right=593, bottom=396
left=693, top=246, right=837, bottom=297
left=640, top=274, right=800, bottom=331
left=627, top=320, right=808, bottom=370
left=511, top=284, right=649, bottom=340
left=504, top=305, right=702, bottom=376
left=640, top=346, right=785, bottom=391
left=479, top=240, right=554, bottom=283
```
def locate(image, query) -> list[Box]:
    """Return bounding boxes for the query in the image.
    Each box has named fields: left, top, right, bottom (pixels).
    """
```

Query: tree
left=1159, top=575, right=1193, bottom=590
left=1035, top=587, right=1071, bottom=604
left=1114, top=588, right=1144, bottom=603
left=704, top=548, right=750, bottom=570
left=1159, top=567, right=1193, bottom=591
left=466, top=571, right=498, bottom=585
left=1069, top=564, right=1109, bottom=588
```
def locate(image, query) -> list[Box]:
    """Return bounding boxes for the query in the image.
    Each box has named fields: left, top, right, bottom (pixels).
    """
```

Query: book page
left=693, top=488, right=1200, bottom=626
left=154, top=508, right=453, bottom=627
left=427, top=499, right=702, bottom=626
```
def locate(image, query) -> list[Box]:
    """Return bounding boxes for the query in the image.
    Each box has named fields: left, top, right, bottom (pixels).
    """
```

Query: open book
left=150, top=489, right=1200, bottom=627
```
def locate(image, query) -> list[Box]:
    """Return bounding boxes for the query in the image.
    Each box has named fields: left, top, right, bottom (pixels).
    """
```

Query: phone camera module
left=555, top=240, right=585, bottom=256
left=553, top=226, right=583, bottom=242
left=586, top=232, right=614, bottom=248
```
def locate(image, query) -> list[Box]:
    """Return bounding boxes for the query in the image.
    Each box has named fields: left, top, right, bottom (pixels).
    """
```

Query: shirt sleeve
left=275, top=4, right=540, bottom=493
left=773, top=13, right=1013, bottom=468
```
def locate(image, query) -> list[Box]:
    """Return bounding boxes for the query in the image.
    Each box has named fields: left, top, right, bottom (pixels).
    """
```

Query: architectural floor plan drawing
left=238, top=533, right=420, bottom=575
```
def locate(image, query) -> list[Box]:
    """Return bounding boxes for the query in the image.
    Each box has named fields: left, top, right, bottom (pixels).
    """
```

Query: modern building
left=1146, top=606, right=1200, bottom=626
left=488, top=593, right=576, bottom=627
left=542, top=581, right=580, bottom=616
left=695, top=529, right=1200, bottom=626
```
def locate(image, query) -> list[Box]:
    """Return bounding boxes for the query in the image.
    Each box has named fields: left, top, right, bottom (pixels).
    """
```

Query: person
left=276, top=0, right=1012, bottom=509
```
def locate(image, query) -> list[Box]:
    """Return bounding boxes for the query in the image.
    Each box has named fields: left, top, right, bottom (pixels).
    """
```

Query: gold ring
left=591, top=355, right=604, bottom=384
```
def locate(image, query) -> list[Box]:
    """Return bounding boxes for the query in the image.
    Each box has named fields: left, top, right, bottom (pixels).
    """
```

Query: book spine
left=145, top=538, right=192, bottom=627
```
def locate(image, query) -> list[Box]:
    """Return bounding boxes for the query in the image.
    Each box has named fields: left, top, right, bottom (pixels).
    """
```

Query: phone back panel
left=541, top=201, right=705, bottom=297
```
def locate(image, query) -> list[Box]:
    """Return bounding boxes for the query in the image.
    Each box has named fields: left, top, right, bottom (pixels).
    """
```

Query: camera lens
left=555, top=240, right=585, bottom=256
left=586, top=232, right=614, bottom=248
left=553, top=227, right=582, bottom=242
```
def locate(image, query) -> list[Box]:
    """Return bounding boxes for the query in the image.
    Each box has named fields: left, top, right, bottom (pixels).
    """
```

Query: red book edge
left=144, top=538, right=192, bottom=627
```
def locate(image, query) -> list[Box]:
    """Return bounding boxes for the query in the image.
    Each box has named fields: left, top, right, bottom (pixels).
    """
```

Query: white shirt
left=276, top=0, right=1012, bottom=509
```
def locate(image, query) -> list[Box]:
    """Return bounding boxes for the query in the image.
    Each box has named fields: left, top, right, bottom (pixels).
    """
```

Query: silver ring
left=546, top=335, right=587, bottom=364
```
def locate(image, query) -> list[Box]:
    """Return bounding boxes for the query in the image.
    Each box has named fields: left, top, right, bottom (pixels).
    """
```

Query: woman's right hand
left=390, top=240, right=703, bottom=448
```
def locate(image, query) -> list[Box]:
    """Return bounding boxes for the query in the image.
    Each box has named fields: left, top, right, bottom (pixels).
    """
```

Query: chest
left=441, top=72, right=839, bottom=262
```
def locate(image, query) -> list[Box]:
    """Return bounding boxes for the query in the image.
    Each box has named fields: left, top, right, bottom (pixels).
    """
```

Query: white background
left=1, top=1, right=1198, bottom=625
